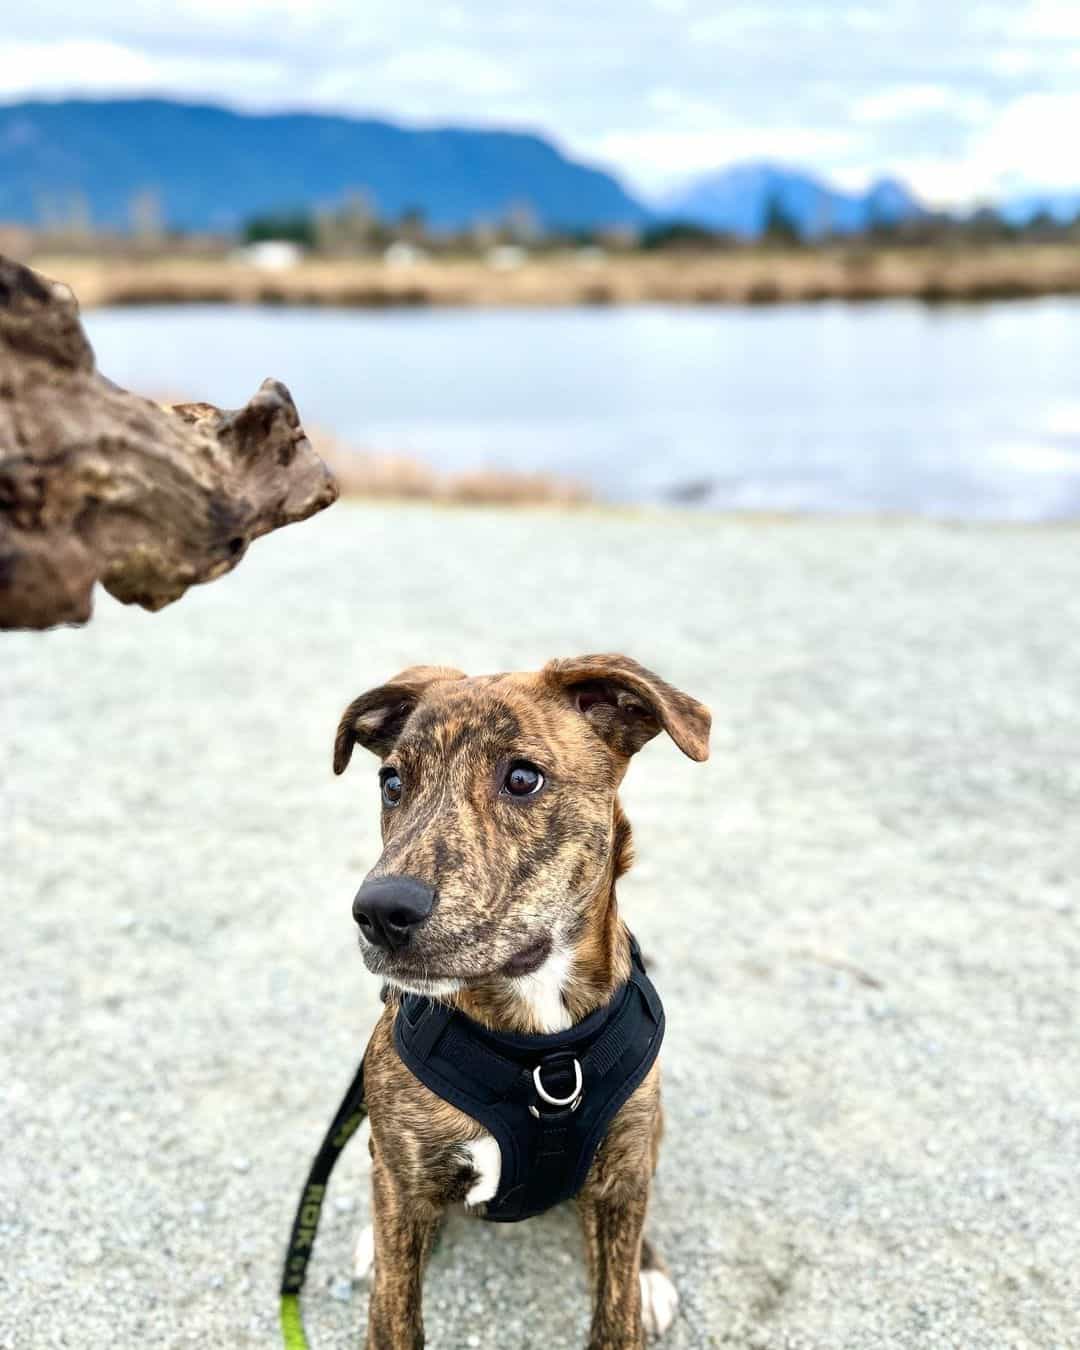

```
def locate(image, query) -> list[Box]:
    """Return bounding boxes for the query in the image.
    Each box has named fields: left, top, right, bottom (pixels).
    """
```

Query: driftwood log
left=0, top=255, right=338, bottom=630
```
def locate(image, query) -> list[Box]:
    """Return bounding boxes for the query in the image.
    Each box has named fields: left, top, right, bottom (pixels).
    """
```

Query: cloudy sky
left=3, top=1, right=1079, bottom=205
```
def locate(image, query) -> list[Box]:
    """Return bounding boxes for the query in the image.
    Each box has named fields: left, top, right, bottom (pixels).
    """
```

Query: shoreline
left=30, top=244, right=1080, bottom=310
left=266, top=441, right=1080, bottom=525
left=323, top=495, right=1080, bottom=529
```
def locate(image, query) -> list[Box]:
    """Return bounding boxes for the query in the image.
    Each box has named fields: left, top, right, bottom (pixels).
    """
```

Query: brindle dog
left=333, top=654, right=711, bottom=1349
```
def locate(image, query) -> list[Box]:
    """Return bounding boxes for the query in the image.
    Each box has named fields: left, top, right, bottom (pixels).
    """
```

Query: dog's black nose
left=352, top=875, right=436, bottom=952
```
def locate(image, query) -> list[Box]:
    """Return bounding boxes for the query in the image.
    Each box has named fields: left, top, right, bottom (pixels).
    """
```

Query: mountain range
left=0, top=97, right=1074, bottom=238
left=0, top=98, right=646, bottom=233
left=660, top=163, right=923, bottom=239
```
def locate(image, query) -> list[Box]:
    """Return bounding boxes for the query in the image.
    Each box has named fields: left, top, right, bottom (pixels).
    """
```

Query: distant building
left=486, top=244, right=528, bottom=270
left=231, top=240, right=304, bottom=270
left=383, top=241, right=428, bottom=267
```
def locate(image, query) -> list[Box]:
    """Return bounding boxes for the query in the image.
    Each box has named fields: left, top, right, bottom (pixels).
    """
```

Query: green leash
left=280, top=1056, right=368, bottom=1348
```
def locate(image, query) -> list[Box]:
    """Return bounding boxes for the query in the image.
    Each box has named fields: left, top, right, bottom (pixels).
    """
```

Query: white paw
left=640, top=1268, right=679, bottom=1339
left=352, top=1223, right=375, bottom=1283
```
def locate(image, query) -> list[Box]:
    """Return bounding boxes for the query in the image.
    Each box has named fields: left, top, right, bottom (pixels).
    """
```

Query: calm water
left=84, top=300, right=1080, bottom=519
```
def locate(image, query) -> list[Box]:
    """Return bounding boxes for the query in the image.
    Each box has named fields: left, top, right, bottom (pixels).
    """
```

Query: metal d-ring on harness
left=279, top=933, right=663, bottom=1347
left=531, top=1057, right=583, bottom=1113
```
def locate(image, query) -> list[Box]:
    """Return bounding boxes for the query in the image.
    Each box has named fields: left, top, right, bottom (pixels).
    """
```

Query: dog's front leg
left=366, top=1154, right=440, bottom=1350
left=579, top=1176, right=650, bottom=1350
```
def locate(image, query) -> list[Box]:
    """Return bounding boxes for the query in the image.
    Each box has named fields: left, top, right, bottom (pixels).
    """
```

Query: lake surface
left=84, top=300, right=1080, bottom=519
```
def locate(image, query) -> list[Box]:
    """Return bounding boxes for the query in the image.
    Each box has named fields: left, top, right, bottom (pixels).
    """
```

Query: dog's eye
left=381, top=771, right=403, bottom=808
left=504, top=761, right=544, bottom=798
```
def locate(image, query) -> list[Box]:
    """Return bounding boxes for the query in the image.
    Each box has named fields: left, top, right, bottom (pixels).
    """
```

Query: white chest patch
left=463, top=1134, right=501, bottom=1207
left=510, top=943, right=573, bottom=1033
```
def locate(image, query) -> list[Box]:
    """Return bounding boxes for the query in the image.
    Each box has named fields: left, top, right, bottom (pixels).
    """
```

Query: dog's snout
left=353, top=875, right=436, bottom=952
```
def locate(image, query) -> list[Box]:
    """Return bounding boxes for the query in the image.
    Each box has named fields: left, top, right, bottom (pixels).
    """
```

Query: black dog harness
left=394, top=934, right=664, bottom=1221
left=279, top=934, right=663, bottom=1346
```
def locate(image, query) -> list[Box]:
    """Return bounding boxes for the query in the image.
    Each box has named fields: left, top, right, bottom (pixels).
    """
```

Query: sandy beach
left=4, top=502, right=1079, bottom=1348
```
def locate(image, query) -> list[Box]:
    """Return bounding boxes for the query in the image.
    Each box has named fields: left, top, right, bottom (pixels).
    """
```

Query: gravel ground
left=4, top=502, right=1079, bottom=1350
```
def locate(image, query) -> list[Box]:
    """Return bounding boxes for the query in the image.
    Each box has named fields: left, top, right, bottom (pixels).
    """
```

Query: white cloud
left=883, top=156, right=998, bottom=209
left=1019, top=0, right=1080, bottom=39
left=375, top=47, right=523, bottom=99
left=0, top=38, right=281, bottom=100
left=986, top=47, right=1039, bottom=77
left=0, top=40, right=156, bottom=95
left=591, top=126, right=861, bottom=196
left=973, top=92, right=1080, bottom=194
left=882, top=91, right=1080, bottom=207
left=854, top=84, right=990, bottom=126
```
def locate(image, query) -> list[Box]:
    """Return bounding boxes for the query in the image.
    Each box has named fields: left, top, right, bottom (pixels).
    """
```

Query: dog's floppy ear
left=333, top=665, right=466, bottom=773
left=544, top=653, right=710, bottom=762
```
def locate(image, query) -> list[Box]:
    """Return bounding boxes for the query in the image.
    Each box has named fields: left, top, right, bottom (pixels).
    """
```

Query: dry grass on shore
left=311, top=434, right=590, bottom=508
left=34, top=243, right=1080, bottom=310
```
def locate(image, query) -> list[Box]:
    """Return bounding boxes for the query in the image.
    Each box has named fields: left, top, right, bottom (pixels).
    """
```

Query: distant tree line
left=242, top=192, right=552, bottom=255
left=19, top=182, right=1080, bottom=258
left=240, top=188, right=1080, bottom=256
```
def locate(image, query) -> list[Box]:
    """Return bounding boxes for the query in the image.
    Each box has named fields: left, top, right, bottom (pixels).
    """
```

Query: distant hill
left=660, top=163, right=924, bottom=238
left=0, top=98, right=648, bottom=233
left=1000, top=192, right=1080, bottom=227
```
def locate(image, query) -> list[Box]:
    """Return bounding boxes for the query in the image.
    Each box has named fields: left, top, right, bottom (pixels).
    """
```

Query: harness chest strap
left=393, top=934, right=664, bottom=1222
